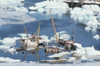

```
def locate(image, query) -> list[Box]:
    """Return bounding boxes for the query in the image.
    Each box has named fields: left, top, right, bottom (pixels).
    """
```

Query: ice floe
left=0, top=37, right=20, bottom=54
left=0, top=0, right=24, bottom=9
left=47, top=42, right=100, bottom=63
left=93, top=34, right=100, bottom=40
left=0, top=57, right=21, bottom=63
left=70, top=5, right=100, bottom=34
left=85, top=17, right=100, bottom=33
left=29, top=1, right=70, bottom=17
left=0, top=9, right=35, bottom=28
left=14, top=7, right=28, bottom=13
left=72, top=43, right=100, bottom=62
left=71, top=7, right=94, bottom=23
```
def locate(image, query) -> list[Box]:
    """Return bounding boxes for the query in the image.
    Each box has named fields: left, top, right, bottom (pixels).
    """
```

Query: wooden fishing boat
left=16, top=23, right=41, bottom=62
left=49, top=10, right=77, bottom=51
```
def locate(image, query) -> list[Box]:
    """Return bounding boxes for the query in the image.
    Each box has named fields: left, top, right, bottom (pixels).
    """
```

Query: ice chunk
left=50, top=31, right=70, bottom=42
left=93, top=34, right=100, bottom=40
left=0, top=37, right=20, bottom=53
left=0, top=57, right=21, bottom=63
left=85, top=17, right=100, bottom=33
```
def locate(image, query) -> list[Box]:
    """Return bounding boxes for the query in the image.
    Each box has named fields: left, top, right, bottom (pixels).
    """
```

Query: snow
left=73, top=44, right=100, bottom=60
left=71, top=7, right=94, bottom=23
left=0, top=37, right=20, bottom=54
left=39, top=35, right=51, bottom=44
left=29, top=6, right=37, bottom=11
left=0, top=57, right=21, bottom=63
left=0, top=0, right=24, bottom=9
left=82, top=5, right=100, bottom=12
left=18, top=33, right=31, bottom=39
left=48, top=52, right=68, bottom=59
left=93, top=34, right=100, bottom=40
left=14, top=7, right=28, bottom=13
left=0, top=33, right=33, bottom=53
left=97, top=13, right=100, bottom=22
left=47, top=42, right=100, bottom=62
left=0, top=0, right=100, bottom=64
left=0, top=33, right=100, bottom=63
left=50, top=31, right=70, bottom=42
left=0, top=9, right=35, bottom=28
left=85, top=17, right=100, bottom=33
left=70, top=5, right=100, bottom=34
left=29, top=1, right=70, bottom=17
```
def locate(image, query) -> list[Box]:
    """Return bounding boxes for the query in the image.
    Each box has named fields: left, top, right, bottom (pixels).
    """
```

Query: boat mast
left=37, top=22, right=40, bottom=44
left=50, top=10, right=59, bottom=43
left=36, top=22, right=40, bottom=63
left=23, top=24, right=29, bottom=39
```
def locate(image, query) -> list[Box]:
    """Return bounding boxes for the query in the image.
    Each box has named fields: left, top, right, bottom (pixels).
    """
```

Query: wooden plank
left=41, top=59, right=67, bottom=63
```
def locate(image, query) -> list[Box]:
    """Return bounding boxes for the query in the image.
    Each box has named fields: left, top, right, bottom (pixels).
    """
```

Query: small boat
left=50, top=10, right=77, bottom=51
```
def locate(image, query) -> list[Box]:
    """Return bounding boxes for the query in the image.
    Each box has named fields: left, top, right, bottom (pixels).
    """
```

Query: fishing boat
left=16, top=23, right=42, bottom=62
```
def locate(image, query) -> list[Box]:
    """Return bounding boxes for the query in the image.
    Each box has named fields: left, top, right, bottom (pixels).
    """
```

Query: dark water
left=0, top=0, right=100, bottom=62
